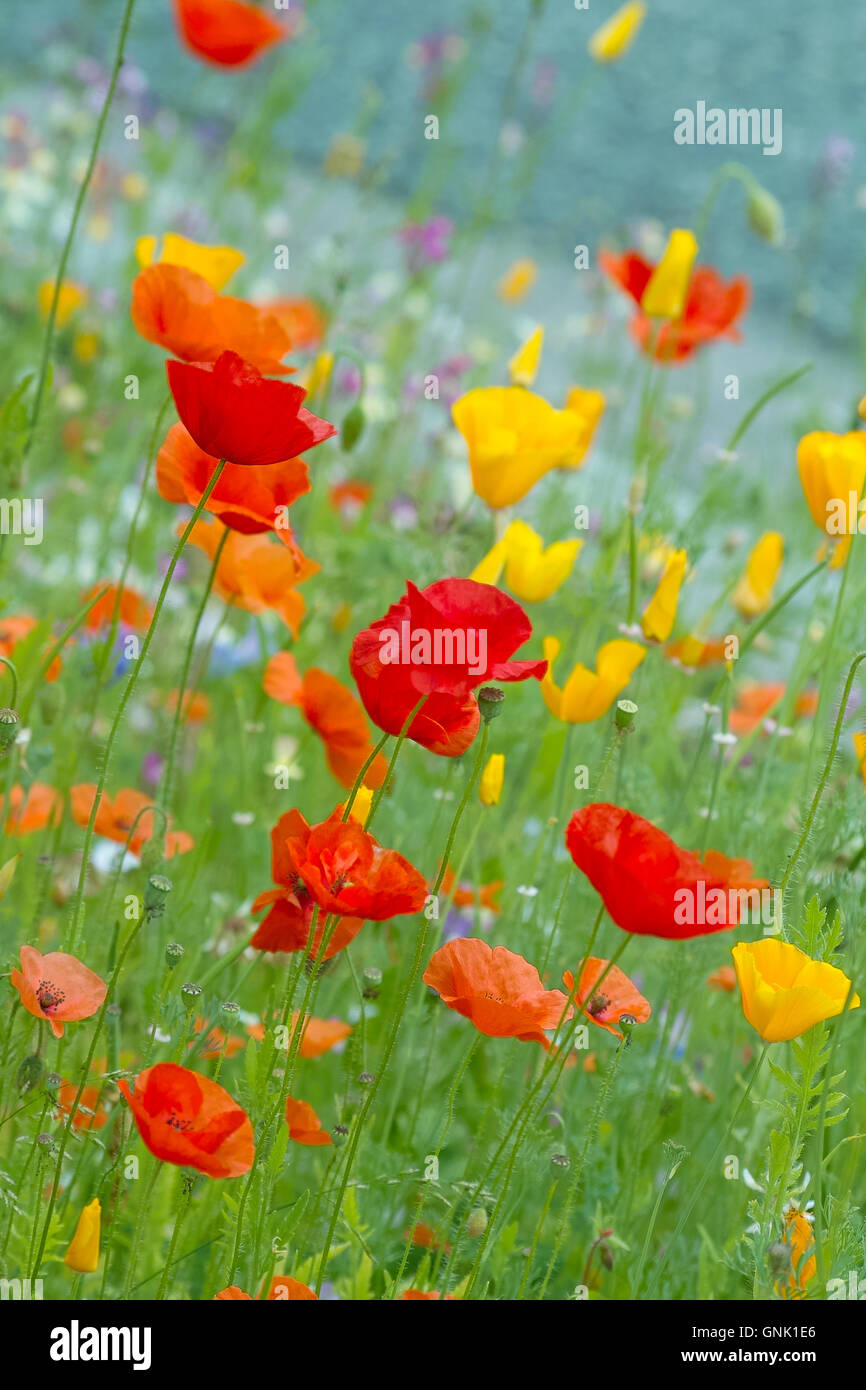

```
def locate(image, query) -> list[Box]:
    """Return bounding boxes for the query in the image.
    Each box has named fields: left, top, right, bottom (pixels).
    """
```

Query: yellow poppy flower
left=304, top=350, right=334, bottom=399
left=453, top=385, right=604, bottom=509
left=731, top=938, right=860, bottom=1044
left=541, top=635, right=645, bottom=723
left=64, top=1197, right=101, bottom=1274
left=853, top=732, right=866, bottom=786
left=732, top=532, right=784, bottom=618
left=347, top=785, right=373, bottom=826
left=640, top=229, right=699, bottom=320
left=641, top=548, right=687, bottom=642
left=508, top=327, right=544, bottom=387
left=479, top=753, right=505, bottom=806
left=38, top=280, right=88, bottom=328
left=588, top=1, right=647, bottom=62
left=498, top=258, right=538, bottom=302
left=471, top=520, right=581, bottom=601
left=797, top=430, right=866, bottom=570
left=135, top=232, right=245, bottom=291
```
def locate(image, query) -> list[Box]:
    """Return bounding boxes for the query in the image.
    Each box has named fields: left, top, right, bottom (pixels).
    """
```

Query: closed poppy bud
left=181, top=982, right=203, bottom=1009
left=0, top=708, right=20, bottom=750
left=466, top=1207, right=488, bottom=1238
left=640, top=229, right=699, bottom=320
left=16, top=1054, right=43, bottom=1094
left=363, top=965, right=382, bottom=1000
left=340, top=402, right=365, bottom=453
left=768, top=1242, right=791, bottom=1277
left=64, top=1197, right=101, bottom=1274
left=641, top=549, right=687, bottom=642
left=508, top=327, right=544, bottom=387
left=732, top=532, right=784, bottom=619
left=479, top=753, right=505, bottom=806
left=746, top=184, right=785, bottom=247
left=588, top=0, right=646, bottom=63
left=731, top=939, right=860, bottom=1043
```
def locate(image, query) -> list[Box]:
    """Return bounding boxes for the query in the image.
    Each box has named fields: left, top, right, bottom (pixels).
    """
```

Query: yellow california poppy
left=641, top=548, right=687, bottom=642
left=508, top=327, right=544, bottom=387
left=732, top=532, right=784, bottom=618
left=479, top=753, right=505, bottom=807
left=797, top=431, right=866, bottom=570
left=135, top=232, right=245, bottom=291
left=640, top=229, right=699, bottom=320
left=497, top=258, right=538, bottom=302
left=64, top=1197, right=101, bottom=1274
left=541, top=636, right=645, bottom=724
left=471, top=519, right=581, bottom=602
left=731, top=938, right=860, bottom=1044
left=38, top=280, right=88, bottom=328
left=588, top=1, right=647, bottom=63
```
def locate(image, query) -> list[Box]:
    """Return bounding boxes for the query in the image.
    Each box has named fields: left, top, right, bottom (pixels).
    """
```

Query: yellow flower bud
left=641, top=548, right=687, bottom=642
left=479, top=753, right=505, bottom=807
left=588, top=1, right=647, bottom=64
left=508, top=327, right=544, bottom=387
left=64, top=1197, right=101, bottom=1274
left=640, top=229, right=699, bottom=320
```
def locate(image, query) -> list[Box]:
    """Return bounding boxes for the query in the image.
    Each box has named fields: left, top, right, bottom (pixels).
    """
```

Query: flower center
left=36, top=978, right=65, bottom=1013
left=587, top=992, right=610, bottom=1017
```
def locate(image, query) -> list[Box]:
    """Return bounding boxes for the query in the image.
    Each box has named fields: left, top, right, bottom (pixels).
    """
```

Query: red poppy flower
left=707, top=965, right=737, bottom=993
left=132, top=265, right=293, bottom=375
left=562, top=958, right=651, bottom=1039
left=282, top=808, right=428, bottom=920
left=729, top=683, right=818, bottom=737
left=263, top=653, right=387, bottom=789
left=245, top=1014, right=352, bottom=1057
left=56, top=1082, right=108, bottom=1131
left=185, top=518, right=317, bottom=637
left=173, top=0, right=287, bottom=69
left=213, top=1285, right=252, bottom=1300
left=268, top=1276, right=318, bottom=1300
left=350, top=578, right=546, bottom=757
left=600, top=249, right=750, bottom=363
left=70, top=784, right=193, bottom=859
left=251, top=810, right=365, bottom=957
left=10, top=945, right=106, bottom=1039
left=406, top=1222, right=450, bottom=1253
left=157, top=422, right=310, bottom=544
left=422, top=938, right=572, bottom=1047
left=118, top=1062, right=254, bottom=1178
left=565, top=802, right=769, bottom=940
left=6, top=782, right=63, bottom=836
left=167, top=350, right=336, bottom=468
left=83, top=584, right=153, bottom=632
left=285, top=1097, right=332, bottom=1147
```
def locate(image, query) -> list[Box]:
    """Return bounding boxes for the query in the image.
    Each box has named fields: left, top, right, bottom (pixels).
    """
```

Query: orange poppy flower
left=156, top=421, right=310, bottom=544
left=245, top=1013, right=352, bottom=1057
left=173, top=0, right=288, bottom=69
left=401, top=1289, right=456, bottom=1300
left=329, top=480, right=373, bottom=522
left=251, top=810, right=365, bottom=957
left=262, top=296, right=327, bottom=350
left=6, top=782, right=64, bottom=836
left=268, top=1276, right=318, bottom=1301
left=0, top=615, right=62, bottom=682
left=213, top=1285, right=252, bottom=1300
left=666, top=635, right=730, bottom=668
left=186, top=518, right=317, bottom=638
left=406, top=1221, right=450, bottom=1253
left=778, top=1209, right=817, bottom=1299
left=118, top=1063, right=254, bottom=1178
left=285, top=1097, right=332, bottom=1147
left=132, top=264, right=293, bottom=376
left=729, top=683, right=818, bottom=737
left=70, top=784, right=193, bottom=859
left=10, top=945, right=106, bottom=1039
left=192, top=1017, right=245, bottom=1059
left=562, top=957, right=651, bottom=1039
left=83, top=583, right=153, bottom=632
left=56, top=1082, right=108, bottom=1131
left=439, top=866, right=502, bottom=913
left=263, top=652, right=387, bottom=790
left=707, top=965, right=737, bottom=992
left=282, top=808, right=428, bottom=920
left=423, top=938, right=572, bottom=1047
left=165, top=688, right=212, bottom=724
left=600, top=249, right=750, bottom=363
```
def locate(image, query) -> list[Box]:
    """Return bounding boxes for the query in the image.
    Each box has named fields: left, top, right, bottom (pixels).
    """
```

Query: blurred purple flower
left=815, top=135, right=856, bottom=193
left=141, top=751, right=164, bottom=788
left=397, top=215, right=454, bottom=272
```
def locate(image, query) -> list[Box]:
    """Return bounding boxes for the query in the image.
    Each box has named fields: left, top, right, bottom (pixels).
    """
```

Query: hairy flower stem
left=66, top=459, right=227, bottom=951
left=364, top=695, right=427, bottom=830
left=156, top=1176, right=195, bottom=1300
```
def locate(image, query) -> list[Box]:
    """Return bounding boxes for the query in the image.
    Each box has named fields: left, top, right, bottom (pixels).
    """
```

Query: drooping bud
left=17, top=1054, right=44, bottom=1094
left=340, top=402, right=365, bottom=453
left=466, top=1207, right=488, bottom=1239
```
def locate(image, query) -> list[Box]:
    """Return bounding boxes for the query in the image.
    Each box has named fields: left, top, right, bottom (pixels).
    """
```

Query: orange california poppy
left=6, top=782, right=64, bottom=835
left=268, top=1276, right=318, bottom=1300
left=131, top=264, right=293, bottom=375
left=173, top=0, right=288, bottom=68
left=707, top=965, right=737, bottom=992
left=118, top=1063, right=254, bottom=1178
left=562, top=957, right=651, bottom=1040
left=11, top=945, right=106, bottom=1039
left=165, top=688, right=212, bottom=724
left=213, top=1286, right=252, bottom=1300
left=423, top=938, right=572, bottom=1048
left=251, top=810, right=365, bottom=957
left=56, top=1082, right=108, bottom=1131
left=281, top=808, right=428, bottom=920
left=83, top=583, right=153, bottom=632
left=245, top=1013, right=352, bottom=1058
left=70, top=784, right=193, bottom=859
left=0, top=615, right=62, bottom=682
left=600, top=249, right=750, bottom=364
left=778, top=1209, right=817, bottom=1299
left=186, top=518, right=317, bottom=638
left=665, top=634, right=730, bottom=668
left=263, top=652, right=388, bottom=790
left=729, top=683, right=818, bottom=737
left=156, top=422, right=310, bottom=543
left=439, top=866, right=502, bottom=914
left=285, top=1097, right=332, bottom=1147
left=262, top=296, right=327, bottom=350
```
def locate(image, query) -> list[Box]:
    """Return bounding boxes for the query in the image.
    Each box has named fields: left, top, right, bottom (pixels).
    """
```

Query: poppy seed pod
left=615, top=699, right=638, bottom=731
left=362, top=965, right=382, bottom=999
left=181, top=982, right=203, bottom=1008
left=165, top=941, right=185, bottom=969
left=477, top=686, right=505, bottom=722
left=0, top=708, right=20, bottom=750
left=145, top=873, right=172, bottom=919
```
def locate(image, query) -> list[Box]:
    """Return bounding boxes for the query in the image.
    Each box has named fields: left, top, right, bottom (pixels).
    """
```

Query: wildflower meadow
left=2, top=0, right=866, bottom=1347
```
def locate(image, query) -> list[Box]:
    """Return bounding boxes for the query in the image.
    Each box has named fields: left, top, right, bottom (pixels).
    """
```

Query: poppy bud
left=145, top=873, right=172, bottom=919
left=165, top=941, right=184, bottom=969
left=551, top=1153, right=570, bottom=1173
left=221, top=1000, right=240, bottom=1020
left=479, top=752, right=505, bottom=806
left=340, top=402, right=365, bottom=453
left=466, top=1207, right=488, bottom=1238
left=139, top=837, right=163, bottom=873
left=64, top=1197, right=101, bottom=1274
left=615, top=699, right=637, bottom=731
left=181, top=982, right=203, bottom=1008
left=599, top=1240, right=614, bottom=1271
left=0, top=708, right=20, bottom=750
left=746, top=184, right=785, bottom=247
left=17, top=1054, right=44, bottom=1094
left=477, top=686, right=505, bottom=723
left=362, top=965, right=382, bottom=1000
